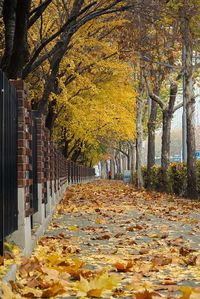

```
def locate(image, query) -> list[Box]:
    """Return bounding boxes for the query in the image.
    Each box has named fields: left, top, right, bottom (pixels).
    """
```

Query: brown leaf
left=160, top=232, right=169, bottom=239
left=152, top=256, right=172, bottom=266
left=127, top=224, right=143, bottom=231
left=96, top=234, right=111, bottom=240
left=184, top=254, right=197, bottom=266
left=4, top=251, right=15, bottom=260
left=179, top=247, right=194, bottom=257
left=42, top=282, right=66, bottom=297
left=114, top=260, right=134, bottom=272
left=139, top=248, right=149, bottom=255
left=114, top=232, right=124, bottom=238
left=133, top=289, right=161, bottom=299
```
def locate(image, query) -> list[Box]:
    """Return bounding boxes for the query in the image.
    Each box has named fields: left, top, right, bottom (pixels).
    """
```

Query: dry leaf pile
left=2, top=180, right=200, bottom=298
left=0, top=242, right=20, bottom=278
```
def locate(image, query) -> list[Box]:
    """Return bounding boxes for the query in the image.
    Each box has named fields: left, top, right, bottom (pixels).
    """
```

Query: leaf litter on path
left=2, top=180, right=200, bottom=298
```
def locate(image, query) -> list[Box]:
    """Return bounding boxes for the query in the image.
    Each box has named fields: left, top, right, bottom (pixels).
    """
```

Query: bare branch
left=138, top=52, right=180, bottom=70
left=173, top=101, right=183, bottom=113
left=29, top=0, right=52, bottom=28
left=144, top=74, right=166, bottom=110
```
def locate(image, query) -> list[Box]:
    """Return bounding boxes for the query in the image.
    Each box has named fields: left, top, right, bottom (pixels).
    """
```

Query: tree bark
left=185, top=46, right=197, bottom=198
left=147, top=94, right=158, bottom=188
left=1, top=0, right=17, bottom=72
left=0, top=0, right=4, bottom=16
left=146, top=79, right=178, bottom=191
left=127, top=145, right=131, bottom=170
left=8, top=0, right=31, bottom=78
left=161, top=110, right=172, bottom=190
left=181, top=9, right=198, bottom=198
left=129, top=141, right=136, bottom=179
left=2, top=0, right=31, bottom=78
left=136, top=96, right=144, bottom=188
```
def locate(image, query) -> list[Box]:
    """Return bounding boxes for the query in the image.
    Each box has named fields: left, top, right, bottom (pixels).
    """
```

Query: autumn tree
left=179, top=1, right=198, bottom=198
left=0, top=0, right=133, bottom=116
left=160, top=0, right=200, bottom=197
left=119, top=2, right=179, bottom=188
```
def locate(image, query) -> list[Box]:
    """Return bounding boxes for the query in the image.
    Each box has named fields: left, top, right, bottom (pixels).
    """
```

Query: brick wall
left=11, top=80, right=34, bottom=217
left=11, top=80, right=95, bottom=217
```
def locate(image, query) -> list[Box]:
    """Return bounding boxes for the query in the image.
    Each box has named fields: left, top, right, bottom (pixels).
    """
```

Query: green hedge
left=139, top=160, right=200, bottom=197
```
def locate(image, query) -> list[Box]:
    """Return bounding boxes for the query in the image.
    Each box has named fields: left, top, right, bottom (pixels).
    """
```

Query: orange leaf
left=114, top=260, right=134, bottom=272
left=133, top=289, right=161, bottom=299
left=87, top=289, right=102, bottom=297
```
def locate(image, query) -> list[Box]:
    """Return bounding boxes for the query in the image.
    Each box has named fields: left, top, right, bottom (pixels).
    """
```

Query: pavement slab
left=2, top=180, right=200, bottom=298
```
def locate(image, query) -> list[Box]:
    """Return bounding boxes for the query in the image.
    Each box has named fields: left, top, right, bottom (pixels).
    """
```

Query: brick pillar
left=9, top=80, right=32, bottom=254
left=32, top=115, right=45, bottom=224
left=50, top=141, right=55, bottom=202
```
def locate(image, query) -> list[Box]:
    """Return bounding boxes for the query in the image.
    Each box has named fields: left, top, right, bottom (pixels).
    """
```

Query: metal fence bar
left=0, top=70, right=4, bottom=256
left=0, top=71, right=18, bottom=256
left=31, top=112, right=38, bottom=213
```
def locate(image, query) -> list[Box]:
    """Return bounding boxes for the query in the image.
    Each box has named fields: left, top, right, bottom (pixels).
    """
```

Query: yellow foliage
left=27, top=1, right=136, bottom=164
left=75, top=271, right=121, bottom=297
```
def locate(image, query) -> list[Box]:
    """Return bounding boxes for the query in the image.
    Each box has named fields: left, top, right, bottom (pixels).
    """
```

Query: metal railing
left=0, top=70, right=18, bottom=256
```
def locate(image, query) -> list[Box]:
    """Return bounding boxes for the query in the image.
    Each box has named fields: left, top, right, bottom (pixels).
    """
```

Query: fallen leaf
left=75, top=272, right=120, bottom=297
left=68, top=225, right=79, bottom=231
left=114, top=260, right=134, bottom=272
left=133, top=289, right=161, bottom=299
left=152, top=256, right=172, bottom=266
left=42, top=282, right=66, bottom=297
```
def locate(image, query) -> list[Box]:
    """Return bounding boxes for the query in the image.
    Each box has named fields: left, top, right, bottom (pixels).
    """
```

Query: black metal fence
left=0, top=72, right=96, bottom=257
left=31, top=113, right=38, bottom=214
left=0, top=70, right=18, bottom=256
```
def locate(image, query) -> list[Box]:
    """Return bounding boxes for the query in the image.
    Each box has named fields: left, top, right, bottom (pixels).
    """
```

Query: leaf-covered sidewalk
left=2, top=180, right=200, bottom=298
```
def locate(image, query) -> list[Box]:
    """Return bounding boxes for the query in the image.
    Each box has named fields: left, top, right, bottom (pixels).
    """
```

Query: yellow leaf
left=47, top=254, right=62, bottom=265
left=0, top=282, right=21, bottom=299
left=95, top=218, right=106, bottom=224
left=68, top=225, right=79, bottom=231
left=75, top=272, right=121, bottom=296
left=180, top=287, right=200, bottom=299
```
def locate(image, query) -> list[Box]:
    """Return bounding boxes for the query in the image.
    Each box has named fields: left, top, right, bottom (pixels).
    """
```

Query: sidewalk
left=1, top=180, right=200, bottom=298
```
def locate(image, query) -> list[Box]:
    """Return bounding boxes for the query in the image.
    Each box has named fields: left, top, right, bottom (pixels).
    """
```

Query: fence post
left=32, top=115, right=45, bottom=225
left=44, top=129, right=52, bottom=215
left=9, top=80, right=33, bottom=254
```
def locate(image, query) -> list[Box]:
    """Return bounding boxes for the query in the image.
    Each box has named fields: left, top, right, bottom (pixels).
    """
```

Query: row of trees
left=0, top=0, right=136, bottom=166
left=100, top=0, right=200, bottom=199
left=125, top=0, right=200, bottom=198
left=1, top=0, right=199, bottom=197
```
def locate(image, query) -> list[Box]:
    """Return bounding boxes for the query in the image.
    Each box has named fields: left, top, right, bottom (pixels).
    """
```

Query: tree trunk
left=161, top=110, right=172, bottom=190
left=0, top=0, right=4, bottom=16
left=2, top=0, right=31, bottom=78
left=130, top=142, right=136, bottom=179
left=136, top=97, right=144, bottom=188
left=147, top=97, right=158, bottom=188
left=114, top=152, right=121, bottom=178
left=1, top=0, right=17, bottom=72
left=181, top=10, right=198, bottom=198
left=127, top=146, right=131, bottom=170
left=185, top=49, right=197, bottom=198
